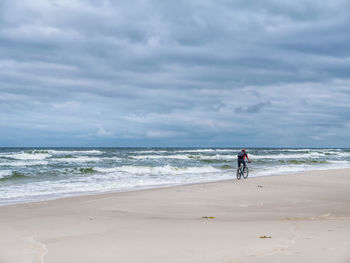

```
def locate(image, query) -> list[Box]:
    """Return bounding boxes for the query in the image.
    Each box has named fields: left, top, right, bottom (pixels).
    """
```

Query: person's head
left=242, top=149, right=246, bottom=153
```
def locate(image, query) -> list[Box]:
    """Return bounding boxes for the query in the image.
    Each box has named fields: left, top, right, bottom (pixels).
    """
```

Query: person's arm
left=246, top=154, right=251, bottom=162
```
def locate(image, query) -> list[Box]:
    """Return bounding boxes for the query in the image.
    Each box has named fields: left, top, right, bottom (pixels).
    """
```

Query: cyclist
left=237, top=149, right=251, bottom=171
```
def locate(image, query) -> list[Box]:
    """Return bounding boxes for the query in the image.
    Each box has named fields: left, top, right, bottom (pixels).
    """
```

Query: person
left=237, top=148, right=251, bottom=170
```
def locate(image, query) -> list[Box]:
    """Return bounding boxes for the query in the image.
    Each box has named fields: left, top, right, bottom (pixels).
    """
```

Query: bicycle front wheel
left=236, top=169, right=241, bottom=180
left=243, top=167, right=249, bottom=179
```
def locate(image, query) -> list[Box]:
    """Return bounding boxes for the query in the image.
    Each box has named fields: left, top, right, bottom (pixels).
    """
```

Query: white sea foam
left=130, top=153, right=234, bottom=160
left=175, top=149, right=217, bottom=153
left=327, top=152, right=350, bottom=157
left=0, top=161, right=48, bottom=167
left=249, top=152, right=325, bottom=159
left=196, top=154, right=233, bottom=160
left=9, top=152, right=51, bottom=160
left=131, top=149, right=236, bottom=154
left=0, top=169, right=228, bottom=204
left=47, top=150, right=103, bottom=155
left=129, top=150, right=169, bottom=154
left=130, top=152, right=338, bottom=161
left=50, top=157, right=101, bottom=163
left=176, top=149, right=236, bottom=153
left=101, top=157, right=123, bottom=161
left=328, top=160, right=350, bottom=164
left=0, top=170, right=11, bottom=179
left=131, top=154, right=192, bottom=160
left=277, top=149, right=313, bottom=152
left=95, top=165, right=220, bottom=176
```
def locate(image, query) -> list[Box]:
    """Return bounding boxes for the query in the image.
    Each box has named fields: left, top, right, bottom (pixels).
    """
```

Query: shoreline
left=1, top=147, right=349, bottom=208
left=1, top=168, right=350, bottom=262
left=1, top=167, right=350, bottom=207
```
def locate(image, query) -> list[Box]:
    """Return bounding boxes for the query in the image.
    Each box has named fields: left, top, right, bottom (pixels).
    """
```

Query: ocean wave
left=7, top=152, right=52, bottom=160
left=131, top=153, right=234, bottom=161
left=50, top=154, right=77, bottom=159
left=130, top=154, right=192, bottom=160
left=131, top=149, right=237, bottom=154
left=101, top=157, right=123, bottom=161
left=95, top=165, right=220, bottom=176
left=78, top=167, right=98, bottom=174
left=0, top=171, right=28, bottom=181
left=220, top=165, right=233, bottom=169
left=50, top=149, right=102, bottom=155
left=50, top=157, right=101, bottom=163
left=200, top=159, right=231, bottom=164
left=176, top=149, right=223, bottom=153
left=46, top=150, right=103, bottom=157
left=325, top=151, right=350, bottom=157
left=176, top=149, right=239, bottom=154
left=130, top=152, right=348, bottom=161
left=197, top=154, right=233, bottom=160
left=0, top=160, right=48, bottom=167
left=25, top=150, right=50, bottom=154
left=278, top=160, right=329, bottom=164
left=278, top=149, right=314, bottom=153
left=249, top=153, right=325, bottom=159
left=328, top=160, right=350, bottom=164
left=0, top=170, right=11, bottom=179
left=129, top=150, right=169, bottom=154
left=58, top=167, right=100, bottom=175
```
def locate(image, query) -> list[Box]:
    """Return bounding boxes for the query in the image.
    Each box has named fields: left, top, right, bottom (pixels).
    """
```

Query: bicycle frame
left=236, top=162, right=249, bottom=179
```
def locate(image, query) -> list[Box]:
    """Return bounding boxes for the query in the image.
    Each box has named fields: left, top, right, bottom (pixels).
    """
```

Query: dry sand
left=1, top=169, right=350, bottom=263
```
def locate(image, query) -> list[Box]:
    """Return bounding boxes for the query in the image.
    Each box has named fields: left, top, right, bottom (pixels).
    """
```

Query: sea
left=1, top=148, right=349, bottom=205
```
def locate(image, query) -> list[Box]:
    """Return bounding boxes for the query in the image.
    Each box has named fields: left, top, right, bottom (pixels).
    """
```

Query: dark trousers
left=238, top=159, right=246, bottom=170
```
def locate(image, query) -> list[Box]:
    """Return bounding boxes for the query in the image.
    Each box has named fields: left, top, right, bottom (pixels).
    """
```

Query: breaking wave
left=1, top=147, right=349, bottom=205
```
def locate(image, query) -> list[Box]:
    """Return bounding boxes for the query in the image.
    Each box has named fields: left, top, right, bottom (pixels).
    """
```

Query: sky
left=0, top=0, right=350, bottom=147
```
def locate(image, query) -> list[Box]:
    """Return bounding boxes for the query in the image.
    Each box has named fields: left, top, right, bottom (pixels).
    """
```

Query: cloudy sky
left=1, top=0, right=350, bottom=147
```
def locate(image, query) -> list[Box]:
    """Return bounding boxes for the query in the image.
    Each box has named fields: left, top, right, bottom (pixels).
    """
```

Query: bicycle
left=236, top=162, right=249, bottom=180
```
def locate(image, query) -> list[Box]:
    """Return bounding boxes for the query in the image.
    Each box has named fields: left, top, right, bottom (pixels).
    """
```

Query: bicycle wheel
left=243, top=167, right=249, bottom=179
left=236, top=168, right=241, bottom=180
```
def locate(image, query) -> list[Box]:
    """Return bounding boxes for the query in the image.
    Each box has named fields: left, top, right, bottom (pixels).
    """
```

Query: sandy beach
left=0, top=168, right=349, bottom=263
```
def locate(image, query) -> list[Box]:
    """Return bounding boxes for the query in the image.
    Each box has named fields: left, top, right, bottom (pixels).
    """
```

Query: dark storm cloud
left=0, top=0, right=350, bottom=146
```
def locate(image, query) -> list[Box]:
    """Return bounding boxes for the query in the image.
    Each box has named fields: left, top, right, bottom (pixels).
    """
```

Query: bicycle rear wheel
left=243, top=167, right=249, bottom=179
